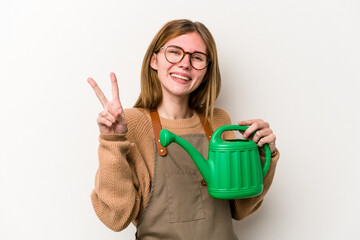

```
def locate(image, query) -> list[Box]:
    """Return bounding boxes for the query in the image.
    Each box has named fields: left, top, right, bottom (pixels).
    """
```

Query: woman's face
left=150, top=32, right=208, bottom=101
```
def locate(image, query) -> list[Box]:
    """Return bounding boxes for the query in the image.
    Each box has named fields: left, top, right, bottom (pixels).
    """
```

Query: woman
left=88, top=19, right=279, bottom=239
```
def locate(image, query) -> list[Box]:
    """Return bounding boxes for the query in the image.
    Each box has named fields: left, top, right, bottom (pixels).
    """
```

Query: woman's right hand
left=87, top=72, right=128, bottom=134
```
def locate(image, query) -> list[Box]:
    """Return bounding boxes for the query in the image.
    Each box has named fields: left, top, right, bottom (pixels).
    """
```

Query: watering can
left=159, top=125, right=271, bottom=199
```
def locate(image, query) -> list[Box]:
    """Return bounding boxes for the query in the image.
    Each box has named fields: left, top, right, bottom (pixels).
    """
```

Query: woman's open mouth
left=170, top=73, right=191, bottom=82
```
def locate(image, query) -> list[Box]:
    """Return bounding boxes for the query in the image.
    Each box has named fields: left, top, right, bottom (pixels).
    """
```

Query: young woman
left=88, top=19, right=279, bottom=239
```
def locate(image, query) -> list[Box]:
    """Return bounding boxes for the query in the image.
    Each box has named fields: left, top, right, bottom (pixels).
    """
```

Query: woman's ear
left=150, top=53, right=158, bottom=70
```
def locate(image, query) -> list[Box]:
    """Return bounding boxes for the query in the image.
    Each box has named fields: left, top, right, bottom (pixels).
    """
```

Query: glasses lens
left=191, top=53, right=208, bottom=70
left=164, top=46, right=210, bottom=70
left=165, top=46, right=184, bottom=63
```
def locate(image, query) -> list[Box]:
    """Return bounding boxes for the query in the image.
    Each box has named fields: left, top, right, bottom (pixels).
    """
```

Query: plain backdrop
left=1, top=0, right=359, bottom=239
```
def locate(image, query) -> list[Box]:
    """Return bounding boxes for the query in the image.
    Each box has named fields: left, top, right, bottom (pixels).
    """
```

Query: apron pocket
left=165, top=169, right=205, bottom=223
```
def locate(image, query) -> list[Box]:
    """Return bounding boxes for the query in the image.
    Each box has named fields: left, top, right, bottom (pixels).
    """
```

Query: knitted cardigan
left=91, top=107, right=279, bottom=231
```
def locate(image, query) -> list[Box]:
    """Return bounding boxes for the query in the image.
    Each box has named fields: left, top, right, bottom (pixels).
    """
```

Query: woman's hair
left=134, top=19, right=221, bottom=121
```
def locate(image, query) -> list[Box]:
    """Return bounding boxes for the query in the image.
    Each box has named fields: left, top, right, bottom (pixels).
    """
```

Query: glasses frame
left=155, top=45, right=211, bottom=70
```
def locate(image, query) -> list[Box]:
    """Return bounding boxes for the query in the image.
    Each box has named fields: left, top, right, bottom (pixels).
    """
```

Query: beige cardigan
left=91, top=107, right=279, bottom=231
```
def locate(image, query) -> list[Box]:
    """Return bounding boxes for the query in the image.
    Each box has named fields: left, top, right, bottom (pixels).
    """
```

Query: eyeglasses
left=155, top=45, right=211, bottom=70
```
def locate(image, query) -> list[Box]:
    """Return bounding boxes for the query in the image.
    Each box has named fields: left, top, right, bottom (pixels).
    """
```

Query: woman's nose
left=178, top=53, right=191, bottom=70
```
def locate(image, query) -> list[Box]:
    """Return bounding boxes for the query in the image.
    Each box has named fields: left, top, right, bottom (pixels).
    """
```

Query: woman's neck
left=157, top=99, right=194, bottom=120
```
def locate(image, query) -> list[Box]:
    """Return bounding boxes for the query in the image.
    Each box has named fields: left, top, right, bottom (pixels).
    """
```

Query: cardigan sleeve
left=90, top=133, right=142, bottom=231
left=90, top=108, right=152, bottom=231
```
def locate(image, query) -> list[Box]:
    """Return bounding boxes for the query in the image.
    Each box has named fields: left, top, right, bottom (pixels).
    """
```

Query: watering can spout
left=159, top=129, right=211, bottom=183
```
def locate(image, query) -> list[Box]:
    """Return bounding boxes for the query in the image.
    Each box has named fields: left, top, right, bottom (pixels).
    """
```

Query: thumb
left=118, top=108, right=125, bottom=118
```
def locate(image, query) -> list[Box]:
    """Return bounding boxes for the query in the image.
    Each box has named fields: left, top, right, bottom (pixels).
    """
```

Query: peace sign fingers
left=87, top=77, right=109, bottom=108
left=110, top=72, right=120, bottom=101
left=88, top=72, right=128, bottom=134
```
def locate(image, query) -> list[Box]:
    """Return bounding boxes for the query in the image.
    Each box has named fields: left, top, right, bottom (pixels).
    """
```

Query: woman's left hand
left=238, top=119, right=276, bottom=154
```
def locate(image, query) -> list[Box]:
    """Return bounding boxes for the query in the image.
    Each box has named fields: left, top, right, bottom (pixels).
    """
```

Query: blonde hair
left=134, top=19, right=221, bottom=122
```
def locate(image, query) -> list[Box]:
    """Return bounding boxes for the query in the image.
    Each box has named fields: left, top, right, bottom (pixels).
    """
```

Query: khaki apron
left=136, top=110, right=238, bottom=240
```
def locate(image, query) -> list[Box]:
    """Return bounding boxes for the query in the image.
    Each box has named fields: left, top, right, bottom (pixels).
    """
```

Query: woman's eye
left=192, top=55, right=204, bottom=61
left=169, top=50, right=181, bottom=55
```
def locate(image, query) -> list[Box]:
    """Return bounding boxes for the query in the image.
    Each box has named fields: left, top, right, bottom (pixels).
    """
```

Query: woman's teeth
left=171, top=73, right=190, bottom=81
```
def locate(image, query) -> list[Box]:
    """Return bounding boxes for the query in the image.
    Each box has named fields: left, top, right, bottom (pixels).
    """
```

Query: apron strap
left=198, top=113, right=213, bottom=142
left=149, top=109, right=213, bottom=157
left=150, top=109, right=168, bottom=157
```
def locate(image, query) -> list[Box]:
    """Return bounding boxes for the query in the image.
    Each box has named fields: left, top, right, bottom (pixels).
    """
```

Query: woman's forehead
left=164, top=32, right=207, bottom=53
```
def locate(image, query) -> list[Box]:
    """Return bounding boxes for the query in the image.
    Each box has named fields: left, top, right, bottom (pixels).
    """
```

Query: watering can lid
left=210, top=138, right=258, bottom=151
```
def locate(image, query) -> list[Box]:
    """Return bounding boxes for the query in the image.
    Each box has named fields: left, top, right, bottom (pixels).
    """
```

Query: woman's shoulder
left=124, top=107, right=149, bottom=119
left=213, top=107, right=230, bottom=118
left=124, top=108, right=153, bottom=137
left=212, top=107, right=232, bottom=126
left=212, top=107, right=236, bottom=139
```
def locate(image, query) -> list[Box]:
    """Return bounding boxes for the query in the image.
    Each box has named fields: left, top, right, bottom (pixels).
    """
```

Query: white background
left=1, top=0, right=359, bottom=239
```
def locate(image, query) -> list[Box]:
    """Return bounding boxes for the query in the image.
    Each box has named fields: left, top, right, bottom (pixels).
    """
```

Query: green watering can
left=160, top=125, right=271, bottom=199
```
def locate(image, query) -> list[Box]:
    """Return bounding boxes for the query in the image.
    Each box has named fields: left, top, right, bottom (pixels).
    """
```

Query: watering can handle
left=212, top=125, right=271, bottom=177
